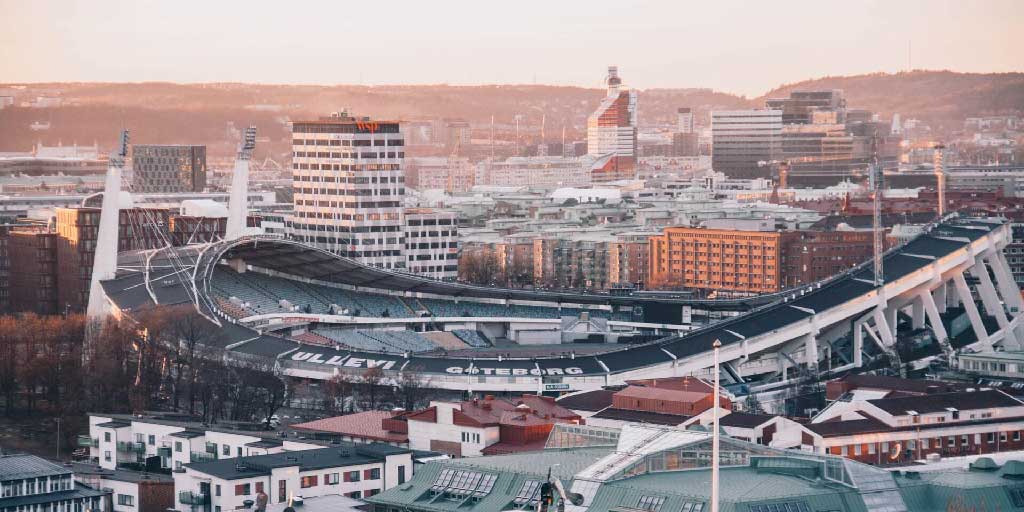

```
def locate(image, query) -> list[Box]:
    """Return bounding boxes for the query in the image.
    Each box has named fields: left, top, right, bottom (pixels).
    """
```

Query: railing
left=190, top=451, right=217, bottom=463
left=116, top=441, right=144, bottom=453
left=178, top=491, right=210, bottom=505
left=77, top=435, right=98, bottom=448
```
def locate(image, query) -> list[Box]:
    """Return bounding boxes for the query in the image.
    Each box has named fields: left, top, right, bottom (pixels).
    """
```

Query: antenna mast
left=870, top=130, right=884, bottom=287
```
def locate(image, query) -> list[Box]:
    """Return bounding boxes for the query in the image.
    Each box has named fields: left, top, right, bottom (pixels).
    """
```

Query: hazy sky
left=1, top=0, right=1020, bottom=97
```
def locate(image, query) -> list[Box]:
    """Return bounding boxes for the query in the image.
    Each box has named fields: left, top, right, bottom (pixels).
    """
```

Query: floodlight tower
left=934, top=143, right=947, bottom=218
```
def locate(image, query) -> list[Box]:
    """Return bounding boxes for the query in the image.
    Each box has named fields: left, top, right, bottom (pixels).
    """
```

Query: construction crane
left=934, top=143, right=947, bottom=218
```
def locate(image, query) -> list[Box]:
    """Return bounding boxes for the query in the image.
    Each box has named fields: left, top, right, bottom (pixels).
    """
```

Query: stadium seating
left=451, top=329, right=490, bottom=348
left=314, top=328, right=437, bottom=353
left=209, top=267, right=631, bottom=324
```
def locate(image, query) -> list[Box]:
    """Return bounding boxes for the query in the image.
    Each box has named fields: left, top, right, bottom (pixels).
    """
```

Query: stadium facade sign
left=444, top=366, right=584, bottom=376
left=290, top=352, right=398, bottom=370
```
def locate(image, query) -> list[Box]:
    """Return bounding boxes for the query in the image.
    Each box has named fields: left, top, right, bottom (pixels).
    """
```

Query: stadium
left=97, top=216, right=1024, bottom=396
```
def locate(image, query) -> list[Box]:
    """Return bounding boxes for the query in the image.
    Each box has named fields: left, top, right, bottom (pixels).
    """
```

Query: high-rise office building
left=130, top=145, right=207, bottom=193
left=587, top=66, right=638, bottom=183
left=711, top=110, right=782, bottom=179
left=677, top=107, right=694, bottom=134
left=765, top=90, right=846, bottom=125
left=290, top=113, right=407, bottom=270
left=673, top=107, right=699, bottom=157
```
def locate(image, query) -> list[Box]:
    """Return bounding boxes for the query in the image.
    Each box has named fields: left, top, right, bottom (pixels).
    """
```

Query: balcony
left=190, top=451, right=217, bottom=464
left=116, top=441, right=145, bottom=452
left=178, top=491, right=210, bottom=506
left=77, top=435, right=98, bottom=448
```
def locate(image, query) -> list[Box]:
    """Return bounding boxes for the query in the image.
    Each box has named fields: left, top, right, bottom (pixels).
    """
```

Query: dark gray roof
left=720, top=412, right=777, bottom=428
left=69, top=463, right=173, bottom=483
left=0, top=483, right=107, bottom=509
left=556, top=389, right=615, bottom=412
left=168, top=430, right=205, bottom=439
left=868, top=389, right=1021, bottom=415
left=185, top=444, right=409, bottom=480
left=590, top=408, right=690, bottom=425
left=0, top=454, right=70, bottom=481
left=94, top=420, right=131, bottom=428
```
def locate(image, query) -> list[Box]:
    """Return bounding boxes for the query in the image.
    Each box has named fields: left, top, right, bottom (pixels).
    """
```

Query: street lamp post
left=711, top=339, right=721, bottom=512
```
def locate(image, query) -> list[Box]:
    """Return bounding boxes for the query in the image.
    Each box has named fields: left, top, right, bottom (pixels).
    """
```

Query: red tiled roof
left=290, top=411, right=408, bottom=443
left=614, top=385, right=710, bottom=403
left=625, top=376, right=714, bottom=393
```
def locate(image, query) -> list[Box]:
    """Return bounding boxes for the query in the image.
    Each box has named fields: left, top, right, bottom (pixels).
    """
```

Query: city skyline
left=0, top=0, right=1021, bottom=97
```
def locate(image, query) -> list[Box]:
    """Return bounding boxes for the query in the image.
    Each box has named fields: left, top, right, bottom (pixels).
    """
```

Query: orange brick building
left=648, top=227, right=791, bottom=294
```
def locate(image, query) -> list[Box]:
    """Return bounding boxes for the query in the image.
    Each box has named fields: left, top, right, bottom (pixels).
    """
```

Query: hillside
left=758, top=70, right=1024, bottom=129
left=0, top=71, right=1020, bottom=155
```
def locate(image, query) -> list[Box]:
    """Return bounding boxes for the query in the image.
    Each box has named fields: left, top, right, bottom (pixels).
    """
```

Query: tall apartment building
left=588, top=66, right=638, bottom=183
left=7, top=227, right=57, bottom=314
left=403, top=209, right=458, bottom=281
left=648, top=227, right=789, bottom=295
left=130, top=145, right=207, bottom=193
left=649, top=226, right=875, bottom=295
left=711, top=109, right=782, bottom=179
left=290, top=113, right=406, bottom=270
left=477, top=156, right=590, bottom=188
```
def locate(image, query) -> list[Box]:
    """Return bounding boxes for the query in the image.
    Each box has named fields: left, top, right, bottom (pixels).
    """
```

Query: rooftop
left=185, top=444, right=409, bottom=481
left=0, top=454, right=70, bottom=481
left=290, top=410, right=408, bottom=444
left=867, top=389, right=1021, bottom=415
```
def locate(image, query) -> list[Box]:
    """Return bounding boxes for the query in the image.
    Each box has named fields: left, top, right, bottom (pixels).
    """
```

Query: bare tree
left=323, top=373, right=354, bottom=413
left=395, top=367, right=431, bottom=411
left=358, top=367, right=389, bottom=411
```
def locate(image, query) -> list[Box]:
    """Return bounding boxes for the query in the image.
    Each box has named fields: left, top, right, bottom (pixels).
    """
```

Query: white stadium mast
left=85, top=129, right=129, bottom=321
left=226, top=125, right=257, bottom=241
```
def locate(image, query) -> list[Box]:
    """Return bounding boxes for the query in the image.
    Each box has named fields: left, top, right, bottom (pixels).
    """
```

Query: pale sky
left=1, top=0, right=1020, bottom=97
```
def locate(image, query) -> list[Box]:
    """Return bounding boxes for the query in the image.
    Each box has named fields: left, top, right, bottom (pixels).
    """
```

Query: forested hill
left=758, top=70, right=1024, bottom=128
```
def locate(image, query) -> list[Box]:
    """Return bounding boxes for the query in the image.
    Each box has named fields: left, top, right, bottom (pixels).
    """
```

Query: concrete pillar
left=972, top=260, right=1013, bottom=339
left=989, top=252, right=1024, bottom=343
left=778, top=354, right=788, bottom=381
left=804, top=333, right=819, bottom=374
left=911, top=296, right=926, bottom=330
left=885, top=306, right=899, bottom=338
left=873, top=307, right=896, bottom=348
left=934, top=281, right=948, bottom=313
left=853, top=320, right=864, bottom=368
left=953, top=272, right=991, bottom=350
left=990, top=252, right=1024, bottom=313
left=922, top=290, right=950, bottom=355
left=86, top=159, right=123, bottom=320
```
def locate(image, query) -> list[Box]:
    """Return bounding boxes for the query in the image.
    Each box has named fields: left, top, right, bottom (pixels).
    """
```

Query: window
left=222, top=445, right=231, bottom=456
left=347, top=491, right=362, bottom=499
left=104, top=451, right=111, bottom=462
left=750, top=503, right=809, bottom=512
left=365, top=468, right=381, bottom=480
left=148, top=435, right=155, bottom=446
left=398, top=466, right=406, bottom=485
left=300, top=476, right=318, bottom=489
left=347, top=471, right=361, bottom=482
left=989, top=433, right=996, bottom=444
left=104, top=432, right=111, bottom=442
left=256, top=482, right=264, bottom=494
left=325, top=473, right=339, bottom=485
left=117, top=494, right=134, bottom=507
left=235, top=484, right=251, bottom=496
left=237, top=447, right=243, bottom=457
left=175, top=441, right=182, bottom=453
left=278, top=480, right=287, bottom=503
left=1003, top=432, right=1010, bottom=442
left=637, top=495, right=666, bottom=511
left=215, top=485, right=221, bottom=497
left=1016, top=431, right=1022, bottom=442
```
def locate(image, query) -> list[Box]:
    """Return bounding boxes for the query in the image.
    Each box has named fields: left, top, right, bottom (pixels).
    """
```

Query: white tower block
left=226, top=126, right=256, bottom=241
left=85, top=132, right=128, bottom=320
